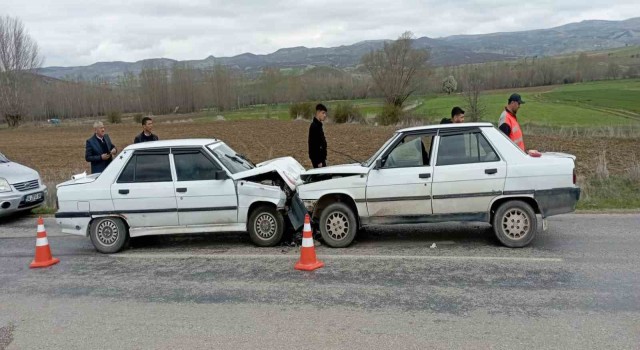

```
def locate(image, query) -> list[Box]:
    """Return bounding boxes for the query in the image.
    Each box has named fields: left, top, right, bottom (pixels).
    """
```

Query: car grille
left=12, top=179, right=39, bottom=192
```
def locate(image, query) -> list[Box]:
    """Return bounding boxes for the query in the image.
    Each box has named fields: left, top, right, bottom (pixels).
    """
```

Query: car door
left=172, top=148, right=238, bottom=226
left=431, top=129, right=506, bottom=215
left=365, top=132, right=434, bottom=218
left=110, top=149, right=179, bottom=228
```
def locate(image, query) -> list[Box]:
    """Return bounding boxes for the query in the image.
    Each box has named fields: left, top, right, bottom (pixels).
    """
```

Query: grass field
left=195, top=79, right=640, bottom=127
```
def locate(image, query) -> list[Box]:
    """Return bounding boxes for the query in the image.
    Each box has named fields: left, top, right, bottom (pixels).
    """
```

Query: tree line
left=1, top=15, right=639, bottom=127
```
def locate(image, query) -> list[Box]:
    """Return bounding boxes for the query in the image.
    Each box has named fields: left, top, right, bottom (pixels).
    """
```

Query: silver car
left=0, top=152, right=47, bottom=217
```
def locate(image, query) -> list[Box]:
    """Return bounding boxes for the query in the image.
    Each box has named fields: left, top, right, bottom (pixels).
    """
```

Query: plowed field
left=1, top=120, right=638, bottom=185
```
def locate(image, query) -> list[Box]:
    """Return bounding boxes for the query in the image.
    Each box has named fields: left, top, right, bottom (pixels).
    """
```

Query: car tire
left=492, top=200, right=538, bottom=248
left=248, top=205, right=284, bottom=247
left=319, top=202, right=358, bottom=248
left=89, top=217, right=129, bottom=254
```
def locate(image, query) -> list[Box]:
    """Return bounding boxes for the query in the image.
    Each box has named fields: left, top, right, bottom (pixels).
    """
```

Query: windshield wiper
left=224, top=154, right=245, bottom=165
left=236, top=153, right=255, bottom=167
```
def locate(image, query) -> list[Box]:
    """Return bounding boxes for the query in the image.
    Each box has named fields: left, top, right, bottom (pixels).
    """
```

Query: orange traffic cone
left=29, top=217, right=60, bottom=268
left=295, top=214, right=324, bottom=271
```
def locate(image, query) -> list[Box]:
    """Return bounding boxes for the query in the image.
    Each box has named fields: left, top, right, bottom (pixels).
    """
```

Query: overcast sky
left=4, top=0, right=640, bottom=67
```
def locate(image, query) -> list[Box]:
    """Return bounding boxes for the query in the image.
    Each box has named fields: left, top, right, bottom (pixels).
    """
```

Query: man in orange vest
left=499, top=93, right=527, bottom=151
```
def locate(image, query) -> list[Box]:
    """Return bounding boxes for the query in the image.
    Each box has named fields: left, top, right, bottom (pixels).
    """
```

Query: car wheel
left=492, top=200, right=538, bottom=248
left=248, top=205, right=284, bottom=247
left=89, top=217, right=128, bottom=254
left=319, top=202, right=357, bottom=248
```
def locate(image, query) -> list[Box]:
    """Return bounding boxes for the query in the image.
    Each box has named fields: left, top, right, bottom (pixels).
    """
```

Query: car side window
left=174, top=152, right=222, bottom=181
left=436, top=132, right=500, bottom=166
left=383, top=134, right=433, bottom=168
left=117, top=154, right=172, bottom=183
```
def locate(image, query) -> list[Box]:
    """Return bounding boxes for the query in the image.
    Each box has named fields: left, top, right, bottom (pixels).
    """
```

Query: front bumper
left=535, top=187, right=581, bottom=218
left=0, top=186, right=48, bottom=217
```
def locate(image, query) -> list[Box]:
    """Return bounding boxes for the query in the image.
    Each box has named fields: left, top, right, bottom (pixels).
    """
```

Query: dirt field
left=1, top=120, right=638, bottom=187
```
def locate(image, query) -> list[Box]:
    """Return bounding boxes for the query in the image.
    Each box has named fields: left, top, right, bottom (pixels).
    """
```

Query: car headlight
left=0, top=178, right=11, bottom=192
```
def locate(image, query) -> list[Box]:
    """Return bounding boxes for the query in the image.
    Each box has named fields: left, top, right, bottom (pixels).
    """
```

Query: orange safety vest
left=500, top=109, right=525, bottom=151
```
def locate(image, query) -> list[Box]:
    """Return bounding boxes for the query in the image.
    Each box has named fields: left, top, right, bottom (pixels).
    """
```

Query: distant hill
left=38, top=17, right=640, bottom=81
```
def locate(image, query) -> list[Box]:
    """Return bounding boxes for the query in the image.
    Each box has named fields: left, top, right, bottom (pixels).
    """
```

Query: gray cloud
left=3, top=0, right=639, bottom=66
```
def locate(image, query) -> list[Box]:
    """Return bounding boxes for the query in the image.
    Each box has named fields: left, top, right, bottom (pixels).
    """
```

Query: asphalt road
left=1, top=213, right=639, bottom=349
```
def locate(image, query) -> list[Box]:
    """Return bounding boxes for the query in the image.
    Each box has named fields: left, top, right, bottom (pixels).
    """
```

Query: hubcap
left=97, top=220, right=119, bottom=246
left=502, top=209, right=530, bottom=240
left=255, top=213, right=277, bottom=239
left=325, top=212, right=349, bottom=241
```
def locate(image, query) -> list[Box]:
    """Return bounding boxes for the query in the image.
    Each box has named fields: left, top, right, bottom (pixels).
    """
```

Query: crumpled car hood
left=233, top=156, right=305, bottom=190
left=0, top=162, right=40, bottom=184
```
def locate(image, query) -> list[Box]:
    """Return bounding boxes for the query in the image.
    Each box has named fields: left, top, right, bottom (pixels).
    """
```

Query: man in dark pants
left=134, top=116, right=159, bottom=143
left=308, top=103, right=328, bottom=168
left=440, top=106, right=465, bottom=124
left=85, top=121, right=117, bottom=174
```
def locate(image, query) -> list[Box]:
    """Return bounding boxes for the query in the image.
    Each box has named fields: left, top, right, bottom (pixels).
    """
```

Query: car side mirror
left=215, top=170, right=229, bottom=180
left=374, top=159, right=384, bottom=170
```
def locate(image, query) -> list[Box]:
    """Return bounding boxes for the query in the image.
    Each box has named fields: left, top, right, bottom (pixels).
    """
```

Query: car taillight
left=573, top=169, right=577, bottom=185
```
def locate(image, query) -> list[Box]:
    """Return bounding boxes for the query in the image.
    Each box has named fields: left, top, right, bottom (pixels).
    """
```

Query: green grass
left=194, top=79, right=640, bottom=127
left=31, top=206, right=57, bottom=215
left=540, top=79, right=640, bottom=115
left=578, top=177, right=640, bottom=210
left=413, top=80, right=640, bottom=126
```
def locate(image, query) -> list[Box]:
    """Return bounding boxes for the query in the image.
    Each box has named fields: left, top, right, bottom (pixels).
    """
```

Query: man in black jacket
left=308, top=103, right=328, bottom=168
left=85, top=121, right=117, bottom=174
left=134, top=116, right=159, bottom=143
left=440, top=106, right=465, bottom=124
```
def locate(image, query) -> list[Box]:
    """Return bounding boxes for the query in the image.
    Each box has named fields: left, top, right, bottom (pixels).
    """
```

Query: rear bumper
left=535, top=187, right=581, bottom=218
left=55, top=213, right=91, bottom=236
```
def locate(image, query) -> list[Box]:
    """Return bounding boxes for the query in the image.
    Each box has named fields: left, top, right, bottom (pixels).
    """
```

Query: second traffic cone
left=295, top=214, right=324, bottom=271
left=29, top=217, right=60, bottom=269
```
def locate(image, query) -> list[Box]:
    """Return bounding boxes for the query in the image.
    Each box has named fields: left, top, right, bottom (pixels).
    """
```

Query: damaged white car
left=55, top=139, right=306, bottom=253
left=298, top=123, right=581, bottom=248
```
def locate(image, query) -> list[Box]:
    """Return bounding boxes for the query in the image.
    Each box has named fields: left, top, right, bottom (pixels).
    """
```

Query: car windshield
left=208, top=143, right=254, bottom=174
left=362, top=133, right=402, bottom=167
left=0, top=152, right=9, bottom=163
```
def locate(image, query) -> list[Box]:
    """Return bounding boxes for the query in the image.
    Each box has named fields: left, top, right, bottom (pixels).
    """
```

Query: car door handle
left=118, top=189, right=129, bottom=195
left=419, top=173, right=431, bottom=179
left=485, top=168, right=498, bottom=175
left=176, top=188, right=187, bottom=193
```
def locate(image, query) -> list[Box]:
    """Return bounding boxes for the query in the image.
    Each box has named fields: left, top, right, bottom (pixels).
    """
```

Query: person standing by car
left=85, top=121, right=117, bottom=174
left=134, top=116, right=159, bottom=143
left=498, top=93, right=526, bottom=151
left=308, top=103, right=328, bottom=168
left=440, top=106, right=465, bottom=124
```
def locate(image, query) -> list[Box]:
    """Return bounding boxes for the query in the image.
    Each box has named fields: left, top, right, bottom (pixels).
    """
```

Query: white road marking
left=109, top=253, right=563, bottom=263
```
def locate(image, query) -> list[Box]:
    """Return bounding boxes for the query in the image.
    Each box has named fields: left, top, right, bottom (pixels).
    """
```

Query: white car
left=0, top=151, right=48, bottom=217
left=55, top=139, right=306, bottom=253
left=298, top=123, right=580, bottom=248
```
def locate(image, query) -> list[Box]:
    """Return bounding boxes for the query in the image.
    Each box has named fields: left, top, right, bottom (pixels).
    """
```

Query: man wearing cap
left=499, top=93, right=526, bottom=151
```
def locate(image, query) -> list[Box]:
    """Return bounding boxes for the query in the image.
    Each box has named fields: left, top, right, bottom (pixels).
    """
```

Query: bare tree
left=361, top=31, right=429, bottom=107
left=139, top=64, right=170, bottom=114
left=0, top=16, right=43, bottom=127
left=463, top=68, right=485, bottom=122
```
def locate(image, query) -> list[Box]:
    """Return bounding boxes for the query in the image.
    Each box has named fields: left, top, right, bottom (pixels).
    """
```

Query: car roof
left=397, top=122, right=494, bottom=133
left=123, top=138, right=221, bottom=151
